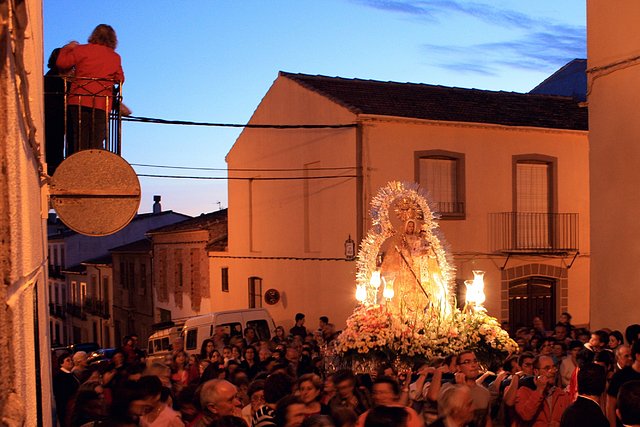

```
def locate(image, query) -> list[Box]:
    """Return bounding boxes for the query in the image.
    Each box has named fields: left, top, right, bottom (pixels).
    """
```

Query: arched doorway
left=509, top=276, right=556, bottom=332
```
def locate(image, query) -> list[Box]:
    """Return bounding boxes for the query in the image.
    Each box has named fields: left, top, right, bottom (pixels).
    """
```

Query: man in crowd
left=615, top=345, right=633, bottom=372
left=290, top=313, right=307, bottom=338
left=607, top=340, right=640, bottom=427
left=430, top=350, right=492, bottom=427
left=194, top=379, right=242, bottom=427
left=514, top=355, right=570, bottom=426
left=53, top=352, right=79, bottom=426
left=560, top=363, right=608, bottom=427
left=329, top=369, right=371, bottom=416
left=356, top=376, right=423, bottom=427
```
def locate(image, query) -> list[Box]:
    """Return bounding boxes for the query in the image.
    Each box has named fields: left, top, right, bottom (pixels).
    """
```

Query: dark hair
left=625, top=324, right=640, bottom=345
left=517, top=352, right=535, bottom=367
left=617, top=380, right=640, bottom=425
left=632, top=339, right=640, bottom=360
left=57, top=352, right=72, bottom=366
left=595, top=350, right=614, bottom=370
left=247, top=379, right=265, bottom=398
left=568, top=340, right=583, bottom=351
left=332, top=369, right=356, bottom=386
left=577, top=363, right=607, bottom=396
left=319, top=316, right=329, bottom=324
left=593, top=330, right=609, bottom=345
left=610, top=330, right=624, bottom=346
left=264, top=372, right=293, bottom=404
left=275, top=395, right=302, bottom=427
left=364, top=405, right=409, bottom=427
left=502, top=355, right=519, bottom=373
left=561, top=311, right=572, bottom=321
left=373, top=375, right=400, bottom=396
left=576, top=347, right=595, bottom=369
left=295, top=313, right=305, bottom=322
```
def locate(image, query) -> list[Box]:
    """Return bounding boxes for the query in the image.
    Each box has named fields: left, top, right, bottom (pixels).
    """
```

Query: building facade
left=148, top=209, right=228, bottom=323
left=588, top=0, right=640, bottom=332
left=222, top=72, right=589, bottom=331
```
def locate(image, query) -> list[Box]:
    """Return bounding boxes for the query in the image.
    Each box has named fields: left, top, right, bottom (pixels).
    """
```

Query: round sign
left=50, top=149, right=141, bottom=236
left=264, top=289, right=281, bottom=305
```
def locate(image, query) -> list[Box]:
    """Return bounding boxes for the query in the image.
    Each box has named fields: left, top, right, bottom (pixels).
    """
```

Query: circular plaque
left=264, top=289, right=281, bottom=305
left=50, top=149, right=141, bottom=236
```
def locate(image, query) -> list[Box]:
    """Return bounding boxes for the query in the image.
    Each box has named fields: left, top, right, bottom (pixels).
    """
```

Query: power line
left=122, top=115, right=357, bottom=129
left=131, top=163, right=357, bottom=172
left=137, top=174, right=357, bottom=181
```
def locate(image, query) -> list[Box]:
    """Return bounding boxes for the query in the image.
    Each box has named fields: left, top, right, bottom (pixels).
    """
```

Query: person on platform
left=56, top=24, right=124, bottom=154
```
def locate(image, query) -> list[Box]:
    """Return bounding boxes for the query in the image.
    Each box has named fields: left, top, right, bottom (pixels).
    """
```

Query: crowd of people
left=52, top=312, right=640, bottom=427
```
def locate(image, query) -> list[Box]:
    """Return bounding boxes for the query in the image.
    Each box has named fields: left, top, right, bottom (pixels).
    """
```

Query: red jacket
left=514, top=386, right=571, bottom=427
left=56, top=43, right=124, bottom=110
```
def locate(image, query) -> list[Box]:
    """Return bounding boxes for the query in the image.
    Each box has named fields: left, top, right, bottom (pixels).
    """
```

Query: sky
left=43, top=0, right=586, bottom=217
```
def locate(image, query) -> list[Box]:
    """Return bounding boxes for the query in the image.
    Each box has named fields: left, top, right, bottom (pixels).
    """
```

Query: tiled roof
left=110, top=238, right=152, bottom=253
left=147, top=209, right=227, bottom=235
left=81, top=254, right=113, bottom=265
left=280, top=72, right=588, bottom=131
left=530, top=59, right=587, bottom=102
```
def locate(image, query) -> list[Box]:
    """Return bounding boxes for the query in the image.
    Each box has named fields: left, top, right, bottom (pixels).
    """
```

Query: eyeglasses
left=458, top=359, right=479, bottom=365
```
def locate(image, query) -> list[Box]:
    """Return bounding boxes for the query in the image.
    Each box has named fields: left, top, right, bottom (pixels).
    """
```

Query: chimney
left=153, top=195, right=162, bottom=214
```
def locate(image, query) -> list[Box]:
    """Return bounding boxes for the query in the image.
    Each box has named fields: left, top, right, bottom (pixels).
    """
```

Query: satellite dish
left=50, top=149, right=141, bottom=236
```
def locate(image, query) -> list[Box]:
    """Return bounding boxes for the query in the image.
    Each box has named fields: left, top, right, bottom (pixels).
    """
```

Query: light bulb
left=370, top=271, right=382, bottom=289
left=356, top=285, right=366, bottom=303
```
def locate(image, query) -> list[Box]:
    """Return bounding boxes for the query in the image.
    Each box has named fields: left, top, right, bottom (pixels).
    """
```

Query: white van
left=181, top=308, right=275, bottom=356
left=147, top=321, right=184, bottom=365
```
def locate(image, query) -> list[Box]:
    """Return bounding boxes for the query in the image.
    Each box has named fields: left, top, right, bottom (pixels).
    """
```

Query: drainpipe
left=356, top=121, right=364, bottom=246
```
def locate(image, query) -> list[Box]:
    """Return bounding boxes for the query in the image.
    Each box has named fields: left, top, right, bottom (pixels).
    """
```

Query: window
left=102, top=277, right=110, bottom=315
left=218, top=322, right=243, bottom=337
left=80, top=282, right=87, bottom=306
left=185, top=329, right=198, bottom=351
left=71, top=281, right=77, bottom=304
left=139, top=263, right=147, bottom=296
left=120, top=262, right=127, bottom=289
left=221, top=267, right=229, bottom=292
left=513, top=155, right=557, bottom=249
left=415, top=150, right=465, bottom=218
left=248, top=277, right=262, bottom=308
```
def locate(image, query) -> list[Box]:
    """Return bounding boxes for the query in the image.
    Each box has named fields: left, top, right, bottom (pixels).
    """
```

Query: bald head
left=200, top=379, right=240, bottom=416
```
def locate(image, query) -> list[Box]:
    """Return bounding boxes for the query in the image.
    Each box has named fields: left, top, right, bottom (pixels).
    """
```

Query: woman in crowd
left=240, top=345, right=261, bottom=380
left=200, top=339, right=217, bottom=362
left=298, top=374, right=331, bottom=417
left=170, top=351, right=189, bottom=392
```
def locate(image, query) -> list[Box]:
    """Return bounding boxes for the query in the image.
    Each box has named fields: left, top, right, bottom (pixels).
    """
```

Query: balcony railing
left=49, top=303, right=66, bottom=319
left=84, top=297, right=110, bottom=319
left=44, top=75, right=124, bottom=174
left=489, top=212, right=579, bottom=254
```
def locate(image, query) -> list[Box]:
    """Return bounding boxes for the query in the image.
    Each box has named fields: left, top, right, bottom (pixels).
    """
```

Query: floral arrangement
left=334, top=304, right=518, bottom=369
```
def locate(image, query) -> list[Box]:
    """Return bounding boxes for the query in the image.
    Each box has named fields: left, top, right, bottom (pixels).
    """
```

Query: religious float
left=331, top=182, right=517, bottom=372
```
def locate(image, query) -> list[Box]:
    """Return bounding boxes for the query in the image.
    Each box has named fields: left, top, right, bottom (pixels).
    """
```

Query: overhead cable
left=132, top=163, right=356, bottom=172
left=123, top=115, right=356, bottom=129
left=137, top=174, right=357, bottom=181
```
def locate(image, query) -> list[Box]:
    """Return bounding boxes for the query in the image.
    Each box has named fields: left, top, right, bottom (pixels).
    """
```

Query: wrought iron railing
left=84, top=297, right=110, bottom=319
left=44, top=75, right=123, bottom=162
left=489, top=212, right=579, bottom=253
left=432, top=201, right=465, bottom=217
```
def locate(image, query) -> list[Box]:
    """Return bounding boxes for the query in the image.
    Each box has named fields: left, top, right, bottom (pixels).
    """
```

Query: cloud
left=355, top=0, right=586, bottom=75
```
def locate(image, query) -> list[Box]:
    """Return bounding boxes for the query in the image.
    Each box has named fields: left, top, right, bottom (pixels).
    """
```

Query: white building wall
left=0, top=0, right=53, bottom=424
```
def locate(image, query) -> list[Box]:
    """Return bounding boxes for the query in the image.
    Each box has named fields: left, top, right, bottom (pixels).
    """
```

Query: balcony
left=489, top=212, right=579, bottom=254
left=84, top=297, right=110, bottom=319
left=66, top=303, right=86, bottom=320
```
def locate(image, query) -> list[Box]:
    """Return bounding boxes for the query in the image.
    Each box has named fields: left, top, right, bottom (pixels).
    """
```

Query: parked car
left=68, top=342, right=100, bottom=354
left=87, top=348, right=116, bottom=369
